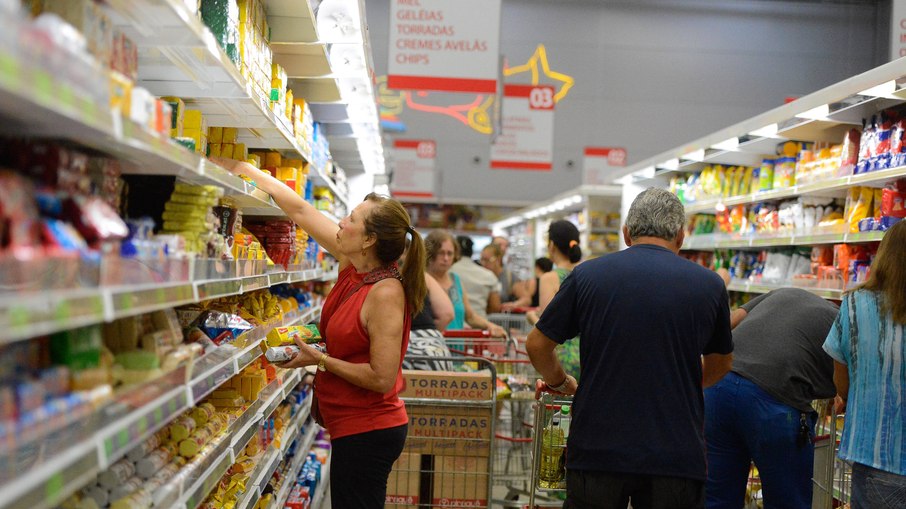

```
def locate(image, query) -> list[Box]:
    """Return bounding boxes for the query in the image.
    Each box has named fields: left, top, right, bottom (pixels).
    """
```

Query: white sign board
left=490, top=85, right=554, bottom=171
left=387, top=0, right=501, bottom=93
left=390, top=139, right=436, bottom=199
left=894, top=1, right=906, bottom=60
left=583, top=147, right=627, bottom=185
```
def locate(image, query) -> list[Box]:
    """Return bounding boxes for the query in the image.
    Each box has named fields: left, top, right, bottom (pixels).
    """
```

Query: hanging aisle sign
left=387, top=0, right=501, bottom=93
left=390, top=139, right=437, bottom=198
left=490, top=85, right=554, bottom=171
left=583, top=147, right=627, bottom=185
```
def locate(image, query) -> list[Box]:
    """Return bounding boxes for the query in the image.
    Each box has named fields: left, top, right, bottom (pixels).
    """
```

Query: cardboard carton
left=400, top=370, right=494, bottom=401
left=385, top=452, right=420, bottom=509
left=432, top=456, right=490, bottom=508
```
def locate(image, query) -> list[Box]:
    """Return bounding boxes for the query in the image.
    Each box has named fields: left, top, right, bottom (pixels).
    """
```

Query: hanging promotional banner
left=583, top=147, right=627, bottom=185
left=489, top=85, right=555, bottom=171
left=387, top=0, right=501, bottom=93
left=390, top=139, right=436, bottom=199
left=893, top=0, right=906, bottom=60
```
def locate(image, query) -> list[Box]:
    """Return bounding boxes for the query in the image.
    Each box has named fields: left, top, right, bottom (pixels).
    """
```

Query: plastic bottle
left=560, top=405, right=572, bottom=439
left=539, top=408, right=565, bottom=489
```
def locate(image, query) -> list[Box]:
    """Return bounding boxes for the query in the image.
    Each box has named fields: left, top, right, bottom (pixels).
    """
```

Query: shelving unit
left=0, top=268, right=325, bottom=345
left=601, top=58, right=906, bottom=300
left=0, top=338, right=314, bottom=509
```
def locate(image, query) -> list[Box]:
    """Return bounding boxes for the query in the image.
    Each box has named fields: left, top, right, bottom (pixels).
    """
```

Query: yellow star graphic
left=503, top=44, right=574, bottom=103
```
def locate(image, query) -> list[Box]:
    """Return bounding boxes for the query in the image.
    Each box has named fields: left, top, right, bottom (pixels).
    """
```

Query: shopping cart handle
left=443, top=329, right=490, bottom=338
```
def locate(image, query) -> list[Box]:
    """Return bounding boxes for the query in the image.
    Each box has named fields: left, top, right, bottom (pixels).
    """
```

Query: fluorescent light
left=570, top=195, right=582, bottom=205
left=317, top=0, right=363, bottom=44
left=858, top=80, right=896, bottom=98
left=749, top=124, right=778, bottom=137
left=682, top=149, right=705, bottom=162
left=795, top=104, right=829, bottom=120
left=711, top=137, right=739, bottom=151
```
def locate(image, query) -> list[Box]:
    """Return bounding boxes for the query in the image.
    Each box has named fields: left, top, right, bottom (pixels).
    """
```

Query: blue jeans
left=851, top=462, right=906, bottom=508
left=704, top=372, right=816, bottom=509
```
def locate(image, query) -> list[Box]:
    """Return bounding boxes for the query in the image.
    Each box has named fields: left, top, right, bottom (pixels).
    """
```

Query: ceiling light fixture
left=711, top=137, right=739, bottom=151
left=858, top=80, right=896, bottom=98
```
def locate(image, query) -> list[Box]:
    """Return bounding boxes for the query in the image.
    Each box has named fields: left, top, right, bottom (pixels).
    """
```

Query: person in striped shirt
left=823, top=220, right=906, bottom=508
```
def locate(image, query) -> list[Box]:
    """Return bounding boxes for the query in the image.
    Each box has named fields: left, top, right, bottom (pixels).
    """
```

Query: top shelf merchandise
left=612, top=58, right=906, bottom=296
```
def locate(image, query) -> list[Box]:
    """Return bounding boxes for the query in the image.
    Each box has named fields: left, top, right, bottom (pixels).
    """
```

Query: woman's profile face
left=429, top=239, right=456, bottom=274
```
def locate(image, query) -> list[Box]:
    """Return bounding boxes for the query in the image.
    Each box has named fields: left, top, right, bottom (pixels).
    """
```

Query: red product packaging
left=881, top=188, right=906, bottom=218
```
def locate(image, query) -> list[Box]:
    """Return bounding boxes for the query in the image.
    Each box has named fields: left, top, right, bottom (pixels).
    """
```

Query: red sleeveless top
left=315, top=264, right=411, bottom=439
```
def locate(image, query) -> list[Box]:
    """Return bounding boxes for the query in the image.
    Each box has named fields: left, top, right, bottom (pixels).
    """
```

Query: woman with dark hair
left=824, top=220, right=906, bottom=507
left=527, top=220, right=583, bottom=379
left=214, top=157, right=427, bottom=509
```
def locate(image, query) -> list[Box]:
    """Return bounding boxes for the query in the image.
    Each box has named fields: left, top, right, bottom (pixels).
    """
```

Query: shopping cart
left=387, top=356, right=497, bottom=509
left=440, top=330, right=543, bottom=506
left=812, top=399, right=851, bottom=509
left=488, top=310, right=535, bottom=341
left=526, top=380, right=573, bottom=509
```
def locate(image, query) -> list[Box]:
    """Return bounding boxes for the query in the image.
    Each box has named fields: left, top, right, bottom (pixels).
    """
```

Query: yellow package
left=174, top=182, right=223, bottom=197
left=233, top=143, right=248, bottom=161
left=208, top=126, right=224, bottom=144
left=223, top=127, right=239, bottom=143
left=845, top=187, right=872, bottom=233
left=265, top=325, right=321, bottom=347
left=875, top=188, right=883, bottom=219
left=184, top=109, right=204, bottom=129
left=221, top=143, right=234, bottom=159
left=192, top=402, right=216, bottom=427
left=109, top=72, right=133, bottom=115
left=208, top=143, right=222, bottom=158
left=264, top=152, right=281, bottom=168
left=179, top=425, right=213, bottom=458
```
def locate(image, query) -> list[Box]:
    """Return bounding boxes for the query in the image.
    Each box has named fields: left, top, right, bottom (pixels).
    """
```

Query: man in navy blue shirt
left=527, top=188, right=733, bottom=509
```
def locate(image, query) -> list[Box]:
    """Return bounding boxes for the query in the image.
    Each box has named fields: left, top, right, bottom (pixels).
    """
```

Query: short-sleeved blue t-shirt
left=536, top=244, right=732, bottom=481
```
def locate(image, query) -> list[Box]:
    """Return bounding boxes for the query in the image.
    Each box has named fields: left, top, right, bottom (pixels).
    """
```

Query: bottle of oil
left=539, top=407, right=566, bottom=489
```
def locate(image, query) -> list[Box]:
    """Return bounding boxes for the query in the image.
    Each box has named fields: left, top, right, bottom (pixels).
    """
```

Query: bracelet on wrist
left=547, top=376, right=570, bottom=392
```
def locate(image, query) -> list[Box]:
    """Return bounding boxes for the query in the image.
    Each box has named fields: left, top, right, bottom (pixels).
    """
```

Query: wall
left=365, top=0, right=885, bottom=204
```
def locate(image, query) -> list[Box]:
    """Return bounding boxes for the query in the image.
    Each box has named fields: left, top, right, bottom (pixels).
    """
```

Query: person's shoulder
left=369, top=277, right=405, bottom=301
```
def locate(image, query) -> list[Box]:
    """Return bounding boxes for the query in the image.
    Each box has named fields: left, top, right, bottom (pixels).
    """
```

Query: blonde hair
left=857, top=220, right=906, bottom=324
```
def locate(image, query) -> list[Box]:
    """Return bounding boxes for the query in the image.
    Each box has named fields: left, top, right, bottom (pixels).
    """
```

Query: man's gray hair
left=625, top=188, right=686, bottom=241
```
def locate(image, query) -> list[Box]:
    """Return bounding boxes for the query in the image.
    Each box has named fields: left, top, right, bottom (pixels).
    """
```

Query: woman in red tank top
left=215, top=157, right=428, bottom=509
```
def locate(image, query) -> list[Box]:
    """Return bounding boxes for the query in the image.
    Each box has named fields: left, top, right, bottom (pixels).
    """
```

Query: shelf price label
left=390, top=140, right=436, bottom=199
left=583, top=147, right=628, bottom=185
left=490, top=85, right=555, bottom=171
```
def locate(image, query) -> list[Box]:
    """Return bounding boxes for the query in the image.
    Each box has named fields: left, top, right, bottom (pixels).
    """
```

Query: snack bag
left=265, top=325, right=321, bottom=347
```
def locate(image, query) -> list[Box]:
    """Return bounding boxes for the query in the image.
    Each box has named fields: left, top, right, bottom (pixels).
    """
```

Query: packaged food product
left=168, top=414, right=197, bottom=442
left=265, top=324, right=321, bottom=347
left=135, top=446, right=175, bottom=479
left=179, top=424, right=214, bottom=458
left=192, top=402, right=216, bottom=427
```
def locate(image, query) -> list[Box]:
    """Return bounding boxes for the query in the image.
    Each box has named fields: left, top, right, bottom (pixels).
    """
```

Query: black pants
left=564, top=469, right=705, bottom=509
left=329, top=424, right=407, bottom=508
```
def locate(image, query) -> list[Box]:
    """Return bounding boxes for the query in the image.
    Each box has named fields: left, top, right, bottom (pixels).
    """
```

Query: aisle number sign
left=583, top=147, right=627, bottom=185
left=391, top=140, right=437, bottom=198
left=387, top=0, right=501, bottom=93
left=489, top=85, right=555, bottom=171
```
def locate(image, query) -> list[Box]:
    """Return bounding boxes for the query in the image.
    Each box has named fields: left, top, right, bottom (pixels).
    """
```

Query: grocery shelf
left=683, top=229, right=885, bottom=250
left=0, top=268, right=326, bottom=345
left=311, top=457, right=331, bottom=509
left=727, top=280, right=843, bottom=300
left=682, top=165, right=906, bottom=215
left=102, top=0, right=347, bottom=205
left=0, top=309, right=315, bottom=509
left=269, top=422, right=318, bottom=509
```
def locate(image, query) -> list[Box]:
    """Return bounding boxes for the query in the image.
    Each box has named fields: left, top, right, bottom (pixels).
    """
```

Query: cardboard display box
left=400, top=370, right=494, bottom=401
left=385, top=452, right=420, bottom=509
left=404, top=404, right=493, bottom=457
left=432, top=455, right=490, bottom=508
